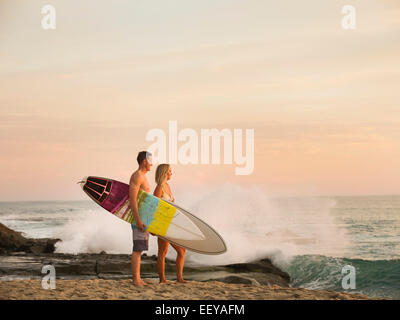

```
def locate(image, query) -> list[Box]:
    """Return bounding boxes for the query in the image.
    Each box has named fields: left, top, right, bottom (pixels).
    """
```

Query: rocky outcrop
left=0, top=223, right=290, bottom=287
left=0, top=222, right=59, bottom=255
left=0, top=252, right=290, bottom=287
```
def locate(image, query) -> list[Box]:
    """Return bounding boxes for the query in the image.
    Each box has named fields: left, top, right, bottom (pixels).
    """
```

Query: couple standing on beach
left=129, top=151, right=186, bottom=286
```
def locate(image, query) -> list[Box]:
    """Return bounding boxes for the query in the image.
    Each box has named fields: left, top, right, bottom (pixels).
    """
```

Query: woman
left=153, top=164, right=187, bottom=283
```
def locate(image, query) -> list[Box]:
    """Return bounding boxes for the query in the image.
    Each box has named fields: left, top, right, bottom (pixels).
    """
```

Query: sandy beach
left=0, top=279, right=373, bottom=300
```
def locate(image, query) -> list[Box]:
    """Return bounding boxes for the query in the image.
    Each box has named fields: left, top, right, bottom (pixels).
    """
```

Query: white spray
left=55, top=184, right=350, bottom=266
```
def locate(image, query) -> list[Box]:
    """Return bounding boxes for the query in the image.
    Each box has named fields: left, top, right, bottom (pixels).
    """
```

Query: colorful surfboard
left=79, top=176, right=227, bottom=254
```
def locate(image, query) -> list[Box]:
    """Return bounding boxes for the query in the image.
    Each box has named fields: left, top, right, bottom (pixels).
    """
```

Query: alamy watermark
left=341, top=265, right=356, bottom=290
left=342, top=5, right=356, bottom=30
left=40, top=4, right=356, bottom=31
left=42, top=264, right=56, bottom=290
left=145, top=121, right=254, bottom=175
left=41, top=5, right=56, bottom=30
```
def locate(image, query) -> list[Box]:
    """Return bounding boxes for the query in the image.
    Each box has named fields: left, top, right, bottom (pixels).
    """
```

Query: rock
left=211, top=275, right=259, bottom=285
left=0, top=224, right=290, bottom=287
left=44, top=239, right=59, bottom=253
left=96, top=258, right=131, bottom=276
left=0, top=252, right=291, bottom=287
left=225, top=259, right=290, bottom=284
left=0, top=222, right=60, bottom=254
left=192, top=259, right=291, bottom=287
left=0, top=223, right=27, bottom=251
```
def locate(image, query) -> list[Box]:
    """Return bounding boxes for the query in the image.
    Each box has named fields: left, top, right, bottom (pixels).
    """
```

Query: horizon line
left=1, top=193, right=400, bottom=203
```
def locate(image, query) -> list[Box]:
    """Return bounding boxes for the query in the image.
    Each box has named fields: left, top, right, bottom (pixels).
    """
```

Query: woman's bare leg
left=157, top=238, right=170, bottom=283
left=171, top=244, right=186, bottom=283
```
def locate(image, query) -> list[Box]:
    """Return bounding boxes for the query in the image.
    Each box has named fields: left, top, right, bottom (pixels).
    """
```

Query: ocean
left=0, top=188, right=399, bottom=299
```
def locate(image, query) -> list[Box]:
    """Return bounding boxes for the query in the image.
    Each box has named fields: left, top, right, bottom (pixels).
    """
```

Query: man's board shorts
left=131, top=224, right=149, bottom=252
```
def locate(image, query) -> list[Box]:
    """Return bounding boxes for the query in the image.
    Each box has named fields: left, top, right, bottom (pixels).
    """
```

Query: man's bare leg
left=131, top=251, right=146, bottom=286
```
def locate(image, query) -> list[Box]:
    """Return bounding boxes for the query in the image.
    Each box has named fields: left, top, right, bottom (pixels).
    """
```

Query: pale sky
left=1, top=0, right=399, bottom=200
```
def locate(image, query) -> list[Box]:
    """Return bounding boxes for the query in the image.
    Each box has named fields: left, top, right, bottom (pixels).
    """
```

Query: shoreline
left=0, top=252, right=381, bottom=300
left=0, top=223, right=385, bottom=300
left=0, top=278, right=374, bottom=300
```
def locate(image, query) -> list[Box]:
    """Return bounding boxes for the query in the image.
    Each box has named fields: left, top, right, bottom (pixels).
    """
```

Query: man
left=129, top=151, right=152, bottom=286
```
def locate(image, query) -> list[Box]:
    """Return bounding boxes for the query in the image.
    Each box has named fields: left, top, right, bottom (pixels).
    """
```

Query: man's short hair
left=137, top=151, right=151, bottom=165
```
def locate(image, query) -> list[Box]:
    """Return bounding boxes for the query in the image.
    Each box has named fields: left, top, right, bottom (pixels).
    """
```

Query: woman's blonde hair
left=155, top=164, right=170, bottom=186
